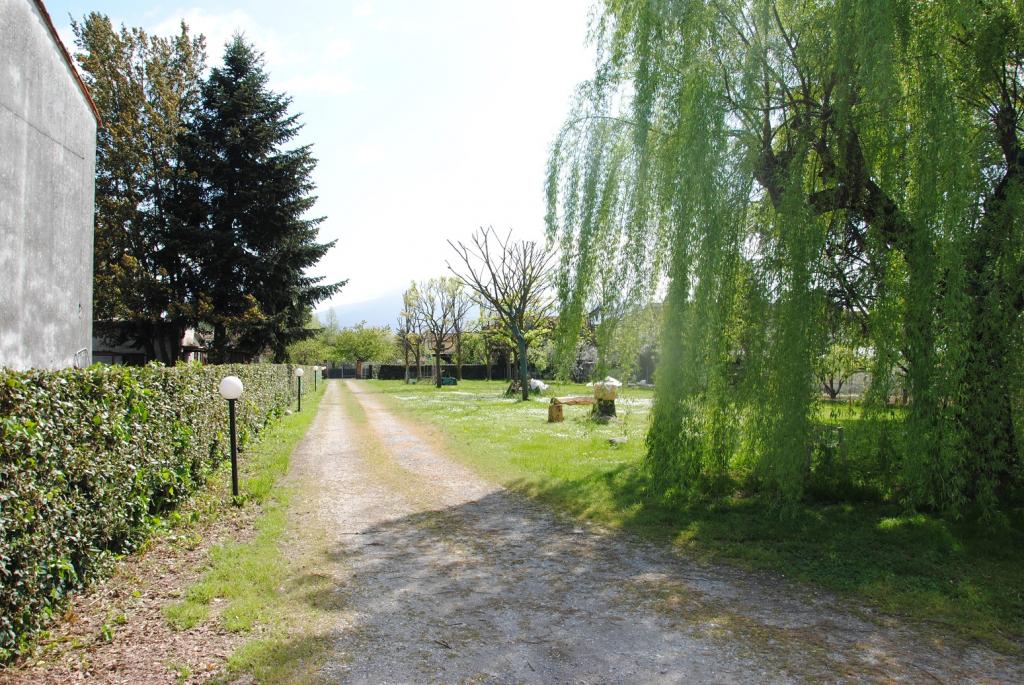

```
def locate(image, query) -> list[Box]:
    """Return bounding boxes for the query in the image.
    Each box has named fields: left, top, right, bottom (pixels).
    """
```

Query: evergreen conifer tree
left=177, top=35, right=343, bottom=361
left=73, top=15, right=206, bottom=363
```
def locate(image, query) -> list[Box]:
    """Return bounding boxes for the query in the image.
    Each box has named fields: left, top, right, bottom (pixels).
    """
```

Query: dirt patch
left=0, top=487, right=259, bottom=685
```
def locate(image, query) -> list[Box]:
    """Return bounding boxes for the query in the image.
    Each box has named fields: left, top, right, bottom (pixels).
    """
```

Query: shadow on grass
left=221, top=634, right=341, bottom=685
left=215, top=520, right=351, bottom=684
left=506, top=464, right=1024, bottom=651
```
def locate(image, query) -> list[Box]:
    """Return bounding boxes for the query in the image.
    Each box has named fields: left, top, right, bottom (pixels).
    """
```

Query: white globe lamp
left=218, top=375, right=244, bottom=401
left=218, top=375, right=244, bottom=499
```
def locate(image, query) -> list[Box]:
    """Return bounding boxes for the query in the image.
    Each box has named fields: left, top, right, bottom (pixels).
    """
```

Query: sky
left=47, top=0, right=596, bottom=317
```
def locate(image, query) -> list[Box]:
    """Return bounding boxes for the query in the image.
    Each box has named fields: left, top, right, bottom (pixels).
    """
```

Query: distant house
left=92, top=324, right=208, bottom=366
left=0, top=0, right=100, bottom=369
left=420, top=332, right=458, bottom=360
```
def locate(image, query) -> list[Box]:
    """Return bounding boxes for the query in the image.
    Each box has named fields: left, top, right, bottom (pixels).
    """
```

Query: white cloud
left=63, top=0, right=596, bottom=314
left=353, top=143, right=385, bottom=166
left=151, top=9, right=355, bottom=97
left=281, top=70, right=355, bottom=97
left=155, top=8, right=285, bottom=67
left=324, top=38, right=353, bottom=62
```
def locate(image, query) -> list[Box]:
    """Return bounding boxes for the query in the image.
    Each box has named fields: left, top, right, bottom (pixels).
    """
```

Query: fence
left=323, top=363, right=519, bottom=381
left=374, top=364, right=513, bottom=381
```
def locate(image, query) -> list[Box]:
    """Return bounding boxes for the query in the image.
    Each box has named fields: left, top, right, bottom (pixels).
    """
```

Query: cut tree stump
left=594, top=399, right=617, bottom=418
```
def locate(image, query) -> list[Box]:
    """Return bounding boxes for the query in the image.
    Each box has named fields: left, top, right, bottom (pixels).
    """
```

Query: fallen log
left=548, top=396, right=597, bottom=423
left=551, top=396, right=595, bottom=406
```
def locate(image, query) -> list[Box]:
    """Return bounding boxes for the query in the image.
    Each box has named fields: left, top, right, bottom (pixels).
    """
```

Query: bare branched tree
left=399, top=282, right=425, bottom=381
left=448, top=227, right=557, bottom=400
left=451, top=286, right=474, bottom=381
left=415, top=277, right=463, bottom=388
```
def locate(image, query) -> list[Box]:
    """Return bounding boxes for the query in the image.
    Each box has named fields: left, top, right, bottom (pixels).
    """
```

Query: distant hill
left=316, top=288, right=482, bottom=329
left=317, top=290, right=405, bottom=328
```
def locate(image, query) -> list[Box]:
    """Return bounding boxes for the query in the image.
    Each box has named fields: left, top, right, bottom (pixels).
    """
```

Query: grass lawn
left=164, top=381, right=339, bottom=684
left=364, top=379, right=1024, bottom=652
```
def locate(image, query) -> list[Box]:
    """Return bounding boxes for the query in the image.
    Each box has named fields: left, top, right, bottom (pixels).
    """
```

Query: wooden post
left=548, top=402, right=564, bottom=423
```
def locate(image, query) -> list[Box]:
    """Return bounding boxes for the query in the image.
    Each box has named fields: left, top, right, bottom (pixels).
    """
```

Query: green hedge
left=0, top=362, right=310, bottom=659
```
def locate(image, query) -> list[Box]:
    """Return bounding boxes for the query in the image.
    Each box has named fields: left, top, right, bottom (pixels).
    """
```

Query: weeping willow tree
left=547, top=0, right=1024, bottom=514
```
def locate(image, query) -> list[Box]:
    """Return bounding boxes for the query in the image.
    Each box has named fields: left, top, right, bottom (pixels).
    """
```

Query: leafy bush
left=0, top=362, right=309, bottom=659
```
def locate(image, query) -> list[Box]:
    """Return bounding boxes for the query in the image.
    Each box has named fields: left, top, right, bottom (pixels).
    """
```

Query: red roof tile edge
left=30, top=0, right=103, bottom=127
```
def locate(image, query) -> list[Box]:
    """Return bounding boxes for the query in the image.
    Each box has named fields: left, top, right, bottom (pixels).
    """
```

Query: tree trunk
left=403, top=338, right=410, bottom=382
left=517, top=335, right=529, bottom=401
left=485, top=346, right=492, bottom=381
left=273, top=341, right=288, bottom=363
left=455, top=332, right=463, bottom=381
left=143, top=337, right=157, bottom=365
left=171, top=323, right=184, bottom=363
left=434, top=344, right=443, bottom=388
left=821, top=376, right=842, bottom=400
left=212, top=322, right=227, bottom=364
left=960, top=234, right=1019, bottom=500
left=156, top=330, right=172, bottom=366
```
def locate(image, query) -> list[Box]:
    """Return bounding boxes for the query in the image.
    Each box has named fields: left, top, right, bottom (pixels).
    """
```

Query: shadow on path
left=281, top=381, right=1023, bottom=684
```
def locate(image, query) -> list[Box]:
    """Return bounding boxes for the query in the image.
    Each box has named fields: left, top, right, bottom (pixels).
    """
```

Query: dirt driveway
left=285, top=381, right=1022, bottom=683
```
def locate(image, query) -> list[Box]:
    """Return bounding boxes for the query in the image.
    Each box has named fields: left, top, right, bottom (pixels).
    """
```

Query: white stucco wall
left=0, top=0, right=97, bottom=369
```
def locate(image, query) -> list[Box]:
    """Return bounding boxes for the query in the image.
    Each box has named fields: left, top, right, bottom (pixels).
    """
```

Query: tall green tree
left=547, top=0, right=1024, bottom=514
left=287, top=336, right=331, bottom=365
left=176, top=36, right=343, bottom=362
left=334, top=323, right=397, bottom=374
left=286, top=312, right=331, bottom=363
left=73, top=15, right=205, bottom=363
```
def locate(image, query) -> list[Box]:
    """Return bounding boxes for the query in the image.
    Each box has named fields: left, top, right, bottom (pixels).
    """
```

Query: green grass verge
left=365, top=379, right=1024, bottom=652
left=163, top=381, right=338, bottom=684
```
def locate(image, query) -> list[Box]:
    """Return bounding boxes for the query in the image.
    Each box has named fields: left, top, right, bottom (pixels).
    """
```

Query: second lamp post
left=218, top=375, right=244, bottom=500
left=295, top=367, right=304, bottom=412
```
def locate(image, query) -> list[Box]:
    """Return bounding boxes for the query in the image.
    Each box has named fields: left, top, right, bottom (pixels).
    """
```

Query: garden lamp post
left=313, top=365, right=318, bottom=391
left=218, top=375, right=244, bottom=500
left=295, top=367, right=304, bottom=412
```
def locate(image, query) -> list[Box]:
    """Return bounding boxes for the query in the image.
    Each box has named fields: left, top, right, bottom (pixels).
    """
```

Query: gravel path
left=288, top=381, right=1022, bottom=684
